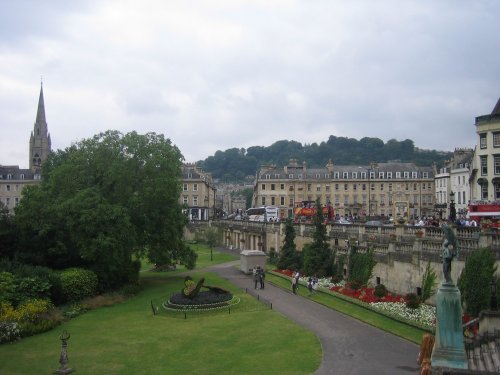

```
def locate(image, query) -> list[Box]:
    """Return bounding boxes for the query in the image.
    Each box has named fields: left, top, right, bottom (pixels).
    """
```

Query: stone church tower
left=29, top=83, right=51, bottom=170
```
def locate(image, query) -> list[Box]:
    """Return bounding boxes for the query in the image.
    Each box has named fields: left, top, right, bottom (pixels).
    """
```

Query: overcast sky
left=1, top=0, right=499, bottom=168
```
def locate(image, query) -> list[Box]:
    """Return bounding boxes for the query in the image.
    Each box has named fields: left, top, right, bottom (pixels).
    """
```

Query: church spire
left=29, top=82, right=51, bottom=171
left=35, top=82, right=47, bottom=130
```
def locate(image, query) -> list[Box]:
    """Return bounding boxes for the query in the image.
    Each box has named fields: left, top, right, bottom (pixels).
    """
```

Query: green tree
left=277, top=219, right=302, bottom=270
left=302, top=199, right=331, bottom=277
left=14, top=131, right=195, bottom=291
left=204, top=227, right=218, bottom=261
left=458, top=248, right=497, bottom=317
left=421, top=261, right=437, bottom=303
left=348, top=247, right=376, bottom=286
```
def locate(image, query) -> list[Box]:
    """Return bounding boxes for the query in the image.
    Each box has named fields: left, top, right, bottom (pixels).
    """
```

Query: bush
left=60, top=268, right=98, bottom=302
left=405, top=293, right=421, bottom=309
left=0, top=299, right=61, bottom=339
left=374, top=284, right=387, bottom=298
left=330, top=275, right=343, bottom=284
left=349, top=280, right=362, bottom=290
left=0, top=272, right=15, bottom=303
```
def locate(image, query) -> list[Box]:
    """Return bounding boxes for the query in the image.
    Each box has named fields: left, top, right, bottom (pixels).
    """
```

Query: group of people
left=253, top=265, right=265, bottom=289
left=291, top=271, right=318, bottom=295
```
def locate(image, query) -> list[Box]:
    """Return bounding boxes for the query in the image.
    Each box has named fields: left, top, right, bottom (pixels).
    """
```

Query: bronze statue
left=441, top=224, right=458, bottom=285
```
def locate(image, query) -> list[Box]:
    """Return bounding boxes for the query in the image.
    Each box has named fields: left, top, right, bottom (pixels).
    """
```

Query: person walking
left=253, top=266, right=261, bottom=289
left=307, top=277, right=313, bottom=296
left=259, top=267, right=265, bottom=289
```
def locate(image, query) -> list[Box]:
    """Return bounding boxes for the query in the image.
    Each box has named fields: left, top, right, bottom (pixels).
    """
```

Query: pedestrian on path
left=253, top=265, right=261, bottom=289
left=292, top=271, right=300, bottom=294
left=259, top=268, right=265, bottom=289
left=307, top=277, right=313, bottom=296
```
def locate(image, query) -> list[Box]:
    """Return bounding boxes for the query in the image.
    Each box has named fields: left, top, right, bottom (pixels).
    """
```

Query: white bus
left=246, top=206, right=279, bottom=222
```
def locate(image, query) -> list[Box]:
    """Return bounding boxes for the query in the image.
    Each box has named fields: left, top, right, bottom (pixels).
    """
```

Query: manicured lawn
left=265, top=272, right=427, bottom=344
left=0, top=249, right=321, bottom=375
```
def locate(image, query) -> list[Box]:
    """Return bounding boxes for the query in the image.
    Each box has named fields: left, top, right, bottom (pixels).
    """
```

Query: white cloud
left=0, top=0, right=499, bottom=166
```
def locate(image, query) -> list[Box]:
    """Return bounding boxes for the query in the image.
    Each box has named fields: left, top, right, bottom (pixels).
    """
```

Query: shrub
left=13, top=276, right=52, bottom=306
left=349, top=280, right=362, bottom=290
left=60, top=268, right=98, bottom=302
left=405, top=293, right=421, bottom=309
left=0, top=272, right=15, bottom=303
left=63, top=303, right=87, bottom=319
left=421, top=262, right=437, bottom=303
left=330, top=275, right=343, bottom=284
left=0, top=299, right=61, bottom=339
left=374, top=284, right=387, bottom=298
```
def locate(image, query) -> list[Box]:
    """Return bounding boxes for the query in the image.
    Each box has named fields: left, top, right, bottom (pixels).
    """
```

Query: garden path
left=209, top=251, right=420, bottom=375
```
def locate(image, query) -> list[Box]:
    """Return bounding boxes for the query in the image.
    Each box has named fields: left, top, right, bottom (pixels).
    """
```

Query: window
left=414, top=183, right=417, bottom=191
left=261, top=184, right=266, bottom=190
left=481, top=184, right=488, bottom=200
left=396, top=172, right=401, bottom=179
left=360, top=172, right=367, bottom=179
left=378, top=172, right=384, bottom=179
left=387, top=172, right=392, bottom=179
left=412, top=172, right=417, bottom=179
left=187, top=173, right=192, bottom=178
left=388, top=183, right=392, bottom=191
left=15, top=197, right=19, bottom=206
left=271, top=197, right=276, bottom=205
left=495, top=155, right=500, bottom=174
left=193, top=183, right=198, bottom=191
left=380, top=183, right=384, bottom=191
left=183, top=196, right=188, bottom=204
left=34, top=174, right=41, bottom=180
left=275, top=174, right=280, bottom=179
left=20, top=174, right=25, bottom=180
left=481, top=156, right=488, bottom=176
left=325, top=185, right=330, bottom=192
left=261, top=197, right=266, bottom=205
left=404, top=172, right=409, bottom=179
left=6, top=185, right=10, bottom=192
left=344, top=183, right=348, bottom=191
left=353, top=184, right=357, bottom=191
left=352, top=172, right=358, bottom=179
left=342, top=172, right=348, bottom=179
left=480, top=133, right=487, bottom=149
left=316, top=185, right=321, bottom=192
left=289, top=174, right=294, bottom=179
left=325, top=174, right=330, bottom=179
left=271, top=184, right=276, bottom=190
left=7, top=174, right=12, bottom=180
left=280, top=196, right=285, bottom=205
left=344, top=195, right=349, bottom=205
left=369, top=171, right=375, bottom=179
left=280, top=183, right=285, bottom=190
left=307, top=184, right=312, bottom=192
left=371, top=183, right=375, bottom=191
left=316, top=173, right=321, bottom=179
left=335, top=184, right=339, bottom=191
left=297, top=174, right=302, bottom=179
left=193, top=196, right=198, bottom=205
left=265, top=174, right=270, bottom=179
left=334, top=172, right=340, bottom=179
left=183, top=183, right=188, bottom=191
left=362, top=183, right=366, bottom=191
left=494, top=133, right=500, bottom=148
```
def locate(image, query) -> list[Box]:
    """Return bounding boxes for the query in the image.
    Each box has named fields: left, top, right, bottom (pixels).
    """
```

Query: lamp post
left=491, top=278, right=497, bottom=310
left=449, top=191, right=456, bottom=223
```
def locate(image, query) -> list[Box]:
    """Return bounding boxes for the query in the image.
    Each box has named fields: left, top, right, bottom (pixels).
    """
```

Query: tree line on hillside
left=199, top=136, right=452, bottom=182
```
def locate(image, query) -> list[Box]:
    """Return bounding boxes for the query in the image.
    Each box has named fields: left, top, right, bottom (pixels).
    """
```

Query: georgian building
left=252, top=159, right=435, bottom=220
left=470, top=97, right=500, bottom=202
left=0, top=84, right=51, bottom=213
left=181, top=163, right=216, bottom=220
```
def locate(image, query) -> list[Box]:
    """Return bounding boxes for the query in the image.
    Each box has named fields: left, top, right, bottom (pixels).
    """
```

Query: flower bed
left=272, top=269, right=436, bottom=331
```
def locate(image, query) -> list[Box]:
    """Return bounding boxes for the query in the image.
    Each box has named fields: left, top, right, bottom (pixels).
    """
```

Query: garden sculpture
left=441, top=224, right=458, bottom=285
left=54, top=330, right=74, bottom=374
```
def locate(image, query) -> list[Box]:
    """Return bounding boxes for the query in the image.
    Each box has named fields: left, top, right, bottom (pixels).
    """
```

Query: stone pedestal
left=431, top=283, right=468, bottom=369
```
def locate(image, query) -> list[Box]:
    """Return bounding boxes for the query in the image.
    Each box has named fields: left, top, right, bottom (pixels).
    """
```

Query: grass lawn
left=265, top=272, right=428, bottom=344
left=0, top=248, right=321, bottom=375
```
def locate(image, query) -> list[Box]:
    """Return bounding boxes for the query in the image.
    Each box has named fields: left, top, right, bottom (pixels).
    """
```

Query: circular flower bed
left=163, top=290, right=239, bottom=312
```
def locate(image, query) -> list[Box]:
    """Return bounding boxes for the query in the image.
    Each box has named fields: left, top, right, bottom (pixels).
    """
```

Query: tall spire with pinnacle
left=29, top=82, right=51, bottom=170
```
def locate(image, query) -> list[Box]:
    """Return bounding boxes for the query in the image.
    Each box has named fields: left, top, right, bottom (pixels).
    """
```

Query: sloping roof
left=492, top=97, right=500, bottom=116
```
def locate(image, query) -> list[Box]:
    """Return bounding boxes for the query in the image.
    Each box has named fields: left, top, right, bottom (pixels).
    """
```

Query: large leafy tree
left=302, top=199, right=332, bottom=277
left=14, top=131, right=195, bottom=290
left=458, top=248, right=497, bottom=317
left=277, top=219, right=302, bottom=270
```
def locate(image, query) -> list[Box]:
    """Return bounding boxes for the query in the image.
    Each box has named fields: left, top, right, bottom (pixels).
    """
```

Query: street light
left=449, top=191, right=456, bottom=223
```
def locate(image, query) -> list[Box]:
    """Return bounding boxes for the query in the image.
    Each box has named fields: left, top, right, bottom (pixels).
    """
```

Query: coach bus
left=246, top=206, right=279, bottom=222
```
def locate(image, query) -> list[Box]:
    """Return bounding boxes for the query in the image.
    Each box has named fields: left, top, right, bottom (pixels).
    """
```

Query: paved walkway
left=209, top=256, right=420, bottom=375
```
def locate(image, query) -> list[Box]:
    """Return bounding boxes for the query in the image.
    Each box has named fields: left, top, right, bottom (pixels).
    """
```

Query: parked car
left=335, top=218, right=352, bottom=225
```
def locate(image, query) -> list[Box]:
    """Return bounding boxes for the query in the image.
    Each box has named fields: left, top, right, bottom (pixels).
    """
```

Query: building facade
left=0, top=84, right=50, bottom=213
left=470, top=98, right=500, bottom=202
left=252, top=159, right=435, bottom=221
left=181, top=163, right=216, bottom=220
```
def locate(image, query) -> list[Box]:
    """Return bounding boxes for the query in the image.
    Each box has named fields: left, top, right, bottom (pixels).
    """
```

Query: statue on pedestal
left=441, top=224, right=458, bottom=285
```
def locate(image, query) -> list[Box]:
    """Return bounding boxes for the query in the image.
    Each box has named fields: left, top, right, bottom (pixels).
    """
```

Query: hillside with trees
left=198, top=136, right=452, bottom=182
